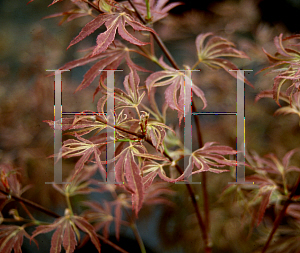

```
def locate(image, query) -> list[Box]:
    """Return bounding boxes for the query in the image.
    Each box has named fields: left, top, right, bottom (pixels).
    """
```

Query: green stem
left=65, top=193, right=74, bottom=216
left=144, top=0, right=151, bottom=21
left=131, top=223, right=147, bottom=253
left=123, top=208, right=146, bottom=253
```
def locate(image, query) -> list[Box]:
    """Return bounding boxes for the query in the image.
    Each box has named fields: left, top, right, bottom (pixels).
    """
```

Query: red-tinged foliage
left=182, top=142, right=238, bottom=178
left=143, top=182, right=175, bottom=207
left=256, top=89, right=300, bottom=121
left=145, top=58, right=207, bottom=123
left=0, top=225, right=37, bottom=253
left=194, top=32, right=253, bottom=87
left=0, top=164, right=23, bottom=197
left=53, top=164, right=98, bottom=197
left=259, top=34, right=300, bottom=104
left=82, top=201, right=116, bottom=239
left=246, top=149, right=300, bottom=177
left=286, top=204, right=300, bottom=220
left=59, top=41, right=147, bottom=93
left=115, top=145, right=144, bottom=216
left=27, top=0, right=63, bottom=5
left=44, top=114, right=107, bottom=136
left=7, top=1, right=300, bottom=253
left=146, top=120, right=175, bottom=152
left=97, top=68, right=146, bottom=111
left=67, top=12, right=155, bottom=55
left=43, top=0, right=91, bottom=25
left=31, top=211, right=101, bottom=253
left=242, top=150, right=300, bottom=229
left=59, top=133, right=106, bottom=180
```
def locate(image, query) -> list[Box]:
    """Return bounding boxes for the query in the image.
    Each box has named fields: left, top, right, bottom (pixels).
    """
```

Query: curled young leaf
left=259, top=34, right=300, bottom=104
left=194, top=32, right=252, bottom=87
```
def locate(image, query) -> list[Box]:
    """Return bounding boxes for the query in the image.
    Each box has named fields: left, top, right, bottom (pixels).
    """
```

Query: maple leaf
left=0, top=225, right=37, bottom=253
left=244, top=149, right=300, bottom=227
left=67, top=12, right=155, bottom=56
left=44, top=112, right=107, bottom=137
left=31, top=210, right=101, bottom=253
left=177, top=142, right=238, bottom=181
left=258, top=34, right=300, bottom=104
left=115, top=144, right=144, bottom=216
left=99, top=68, right=146, bottom=111
left=82, top=200, right=116, bottom=239
left=145, top=120, right=175, bottom=152
left=53, top=165, right=98, bottom=197
left=43, top=0, right=92, bottom=25
left=256, top=89, right=300, bottom=123
left=246, top=149, right=300, bottom=195
left=143, top=181, right=175, bottom=206
left=141, top=159, right=200, bottom=185
left=59, top=133, right=106, bottom=181
left=0, top=164, right=26, bottom=197
left=59, top=40, right=147, bottom=93
left=194, top=32, right=252, bottom=87
left=286, top=204, right=300, bottom=220
left=145, top=60, right=207, bottom=123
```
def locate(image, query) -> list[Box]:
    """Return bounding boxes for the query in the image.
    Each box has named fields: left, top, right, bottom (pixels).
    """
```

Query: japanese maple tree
left=0, top=1, right=300, bottom=253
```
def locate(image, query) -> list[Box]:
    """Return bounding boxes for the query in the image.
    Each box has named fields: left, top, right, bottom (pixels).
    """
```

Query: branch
left=97, top=234, right=130, bottom=253
left=94, top=114, right=210, bottom=250
left=127, top=0, right=179, bottom=70
left=0, top=189, right=60, bottom=218
left=192, top=102, right=210, bottom=233
left=0, top=190, right=129, bottom=253
left=81, top=0, right=102, bottom=13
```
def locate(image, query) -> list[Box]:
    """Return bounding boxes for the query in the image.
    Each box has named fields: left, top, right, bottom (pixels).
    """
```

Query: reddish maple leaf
left=53, top=164, right=98, bottom=197
left=59, top=40, right=147, bottom=93
left=67, top=12, right=155, bottom=56
left=146, top=58, right=207, bottom=123
left=258, top=34, right=300, bottom=104
left=31, top=211, right=101, bottom=253
left=98, top=68, right=146, bottom=111
left=143, top=181, right=175, bottom=206
left=194, top=32, right=252, bottom=87
left=0, top=225, right=37, bottom=253
left=177, top=142, right=238, bottom=181
left=59, top=133, right=106, bottom=181
left=0, top=164, right=25, bottom=197
left=43, top=0, right=91, bottom=25
left=82, top=200, right=116, bottom=239
left=115, top=145, right=144, bottom=216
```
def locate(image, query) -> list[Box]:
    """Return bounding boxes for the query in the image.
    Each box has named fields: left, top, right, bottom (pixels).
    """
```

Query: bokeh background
left=0, top=0, right=300, bottom=252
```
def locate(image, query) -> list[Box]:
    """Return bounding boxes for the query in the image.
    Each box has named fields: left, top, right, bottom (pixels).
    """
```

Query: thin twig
left=127, top=0, right=179, bottom=70
left=82, top=0, right=101, bottom=13
left=97, top=234, right=130, bottom=253
left=0, top=189, right=60, bottom=218
left=192, top=102, right=210, bottom=236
